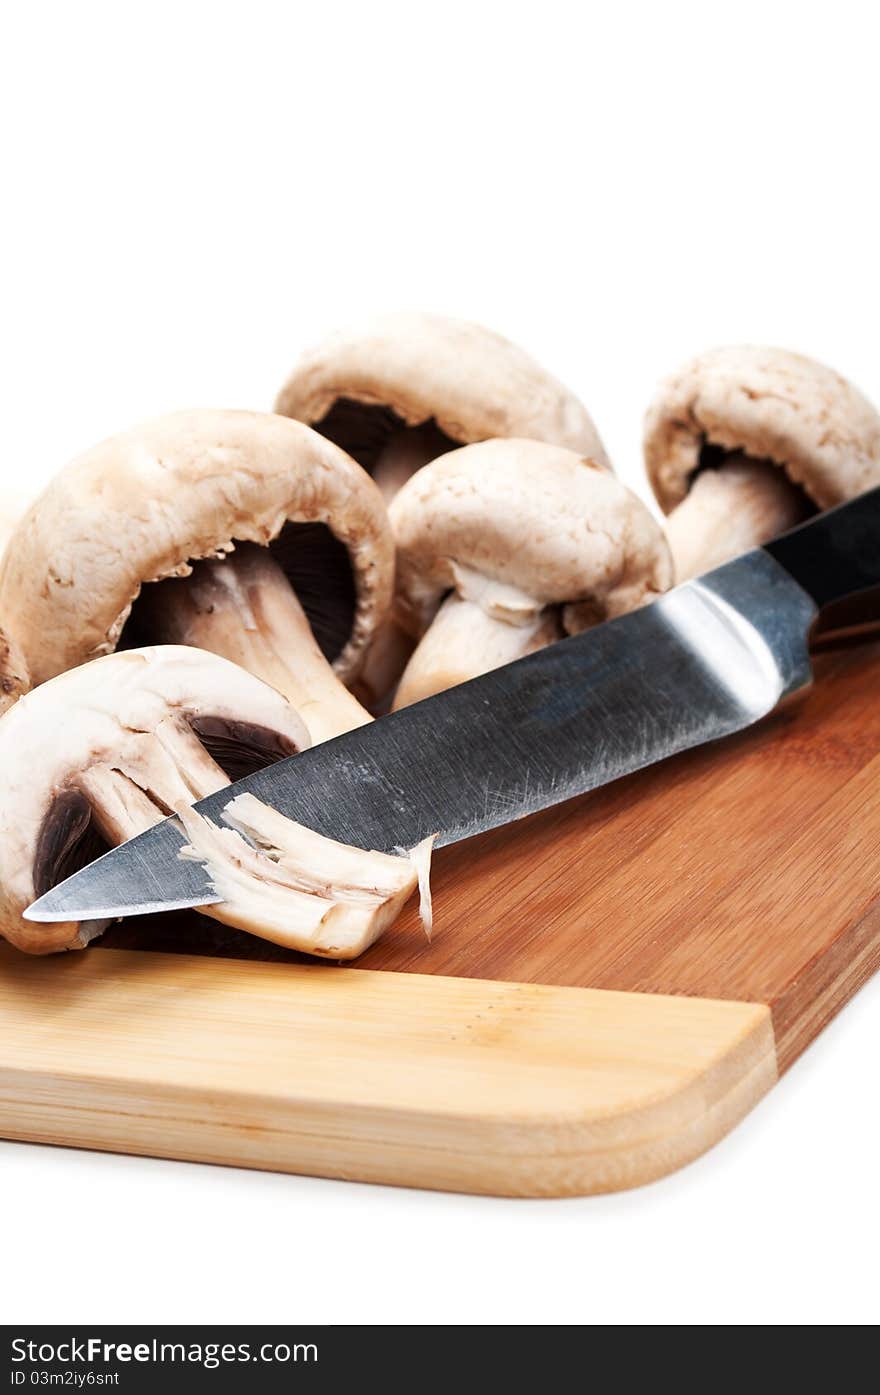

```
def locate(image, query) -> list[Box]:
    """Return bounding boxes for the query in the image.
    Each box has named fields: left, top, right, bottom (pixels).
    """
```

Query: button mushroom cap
left=0, top=645, right=311, bottom=955
left=275, top=313, right=608, bottom=709
left=389, top=439, right=673, bottom=708
left=275, top=311, right=610, bottom=498
left=0, top=489, right=32, bottom=715
left=643, top=346, right=880, bottom=581
left=0, top=410, right=394, bottom=743
left=0, top=626, right=28, bottom=717
left=0, top=487, right=31, bottom=559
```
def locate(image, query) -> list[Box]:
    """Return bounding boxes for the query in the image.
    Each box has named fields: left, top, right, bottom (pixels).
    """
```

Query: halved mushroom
left=389, top=439, right=673, bottom=708
left=644, top=346, right=880, bottom=581
left=0, top=646, right=306, bottom=954
left=275, top=311, right=610, bottom=502
left=0, top=410, right=394, bottom=745
left=0, top=646, right=429, bottom=958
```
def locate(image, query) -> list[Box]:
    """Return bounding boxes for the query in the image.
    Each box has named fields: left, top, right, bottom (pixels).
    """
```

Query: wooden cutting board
left=1, top=637, right=879, bottom=1196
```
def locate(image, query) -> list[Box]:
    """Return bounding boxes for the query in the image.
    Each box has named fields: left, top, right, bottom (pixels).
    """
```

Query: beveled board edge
left=0, top=946, right=775, bottom=1197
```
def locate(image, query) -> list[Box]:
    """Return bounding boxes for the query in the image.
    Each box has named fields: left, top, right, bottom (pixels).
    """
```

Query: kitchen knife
left=25, top=485, right=880, bottom=924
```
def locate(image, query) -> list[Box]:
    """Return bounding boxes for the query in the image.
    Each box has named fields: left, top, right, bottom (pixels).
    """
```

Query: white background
left=2, top=0, right=879, bottom=1326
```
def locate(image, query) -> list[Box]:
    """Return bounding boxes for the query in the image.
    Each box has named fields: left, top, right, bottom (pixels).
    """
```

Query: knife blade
left=25, top=485, right=880, bottom=924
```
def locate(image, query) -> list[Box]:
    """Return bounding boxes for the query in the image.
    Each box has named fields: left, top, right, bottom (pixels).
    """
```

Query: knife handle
left=764, top=483, right=880, bottom=612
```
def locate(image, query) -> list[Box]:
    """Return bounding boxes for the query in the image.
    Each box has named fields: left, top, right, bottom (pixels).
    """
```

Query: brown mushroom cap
left=391, top=439, right=672, bottom=639
left=644, top=345, right=880, bottom=514
left=275, top=311, right=610, bottom=472
left=0, top=645, right=310, bottom=955
left=0, top=409, right=394, bottom=688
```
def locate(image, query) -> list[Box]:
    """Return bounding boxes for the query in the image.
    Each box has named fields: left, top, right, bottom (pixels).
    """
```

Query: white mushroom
left=644, top=346, right=880, bottom=581
left=275, top=311, right=610, bottom=502
left=389, top=439, right=673, bottom=708
left=0, top=410, right=395, bottom=745
left=276, top=313, right=610, bottom=712
left=0, top=646, right=429, bottom=958
left=0, top=627, right=28, bottom=718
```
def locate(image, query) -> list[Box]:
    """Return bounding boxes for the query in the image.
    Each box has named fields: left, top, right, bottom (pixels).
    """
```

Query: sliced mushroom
left=644, top=346, right=880, bottom=581
left=389, top=439, right=673, bottom=708
left=176, top=794, right=433, bottom=958
left=0, top=646, right=429, bottom=959
left=275, top=312, right=610, bottom=502
left=0, top=645, right=307, bottom=953
left=0, top=410, right=395, bottom=744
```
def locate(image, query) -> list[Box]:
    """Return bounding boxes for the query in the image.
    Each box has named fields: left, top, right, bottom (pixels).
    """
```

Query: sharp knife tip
left=23, top=892, right=223, bottom=923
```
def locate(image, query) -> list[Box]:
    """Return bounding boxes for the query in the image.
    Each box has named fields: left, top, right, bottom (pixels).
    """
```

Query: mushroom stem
left=76, top=766, right=174, bottom=843
left=393, top=594, right=562, bottom=709
left=372, top=423, right=451, bottom=502
left=350, top=620, right=417, bottom=714
left=135, top=544, right=372, bottom=745
left=665, top=455, right=811, bottom=583
left=73, top=716, right=230, bottom=843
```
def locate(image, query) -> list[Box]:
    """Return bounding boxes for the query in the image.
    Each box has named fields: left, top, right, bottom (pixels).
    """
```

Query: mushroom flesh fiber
left=0, top=646, right=430, bottom=958
left=644, top=346, right=880, bottom=582
left=0, top=410, right=395, bottom=745
left=389, top=439, right=674, bottom=708
left=176, top=794, right=433, bottom=958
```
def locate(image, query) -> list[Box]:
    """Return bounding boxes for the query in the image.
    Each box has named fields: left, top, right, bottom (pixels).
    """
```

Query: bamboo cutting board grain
left=1, top=637, right=879, bottom=1195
